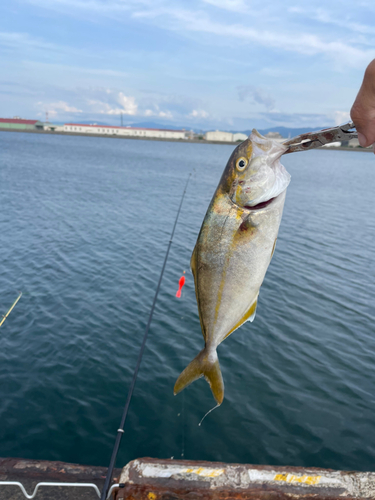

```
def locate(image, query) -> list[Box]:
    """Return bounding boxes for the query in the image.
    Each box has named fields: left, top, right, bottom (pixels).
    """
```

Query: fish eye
left=236, top=157, right=248, bottom=172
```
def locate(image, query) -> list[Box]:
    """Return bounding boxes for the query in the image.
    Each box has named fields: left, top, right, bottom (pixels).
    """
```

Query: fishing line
left=181, top=389, right=185, bottom=458
left=100, top=172, right=192, bottom=500
left=198, top=404, right=220, bottom=427
left=180, top=312, right=187, bottom=459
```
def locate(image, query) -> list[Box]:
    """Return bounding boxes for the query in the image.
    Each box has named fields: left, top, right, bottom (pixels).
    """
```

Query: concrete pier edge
left=1, top=457, right=375, bottom=499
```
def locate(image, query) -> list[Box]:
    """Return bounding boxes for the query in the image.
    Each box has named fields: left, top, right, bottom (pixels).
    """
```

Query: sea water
left=1, top=131, right=375, bottom=471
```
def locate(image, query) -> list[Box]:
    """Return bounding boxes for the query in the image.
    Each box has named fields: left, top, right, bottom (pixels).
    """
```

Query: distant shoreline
left=0, top=127, right=372, bottom=152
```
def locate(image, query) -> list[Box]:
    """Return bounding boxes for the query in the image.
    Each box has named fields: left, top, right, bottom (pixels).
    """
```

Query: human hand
left=350, top=59, right=375, bottom=154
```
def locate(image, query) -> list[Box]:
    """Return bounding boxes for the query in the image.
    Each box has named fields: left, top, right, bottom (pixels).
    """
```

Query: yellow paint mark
left=183, top=467, right=224, bottom=478
left=274, top=473, right=321, bottom=485
left=223, top=296, right=258, bottom=340
left=148, top=492, right=157, bottom=500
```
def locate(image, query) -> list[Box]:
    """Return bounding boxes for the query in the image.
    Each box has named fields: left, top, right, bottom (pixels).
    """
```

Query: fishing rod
left=0, top=292, right=22, bottom=328
left=100, top=173, right=192, bottom=500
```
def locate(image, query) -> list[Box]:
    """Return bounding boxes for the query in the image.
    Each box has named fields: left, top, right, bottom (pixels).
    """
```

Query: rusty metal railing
left=0, top=481, right=119, bottom=499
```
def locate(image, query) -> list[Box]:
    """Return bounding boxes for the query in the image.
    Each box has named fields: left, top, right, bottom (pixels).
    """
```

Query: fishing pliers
left=283, top=122, right=358, bottom=154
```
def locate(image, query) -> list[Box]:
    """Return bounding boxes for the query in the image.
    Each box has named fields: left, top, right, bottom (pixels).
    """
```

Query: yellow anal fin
left=270, top=238, right=277, bottom=260
left=223, top=296, right=258, bottom=341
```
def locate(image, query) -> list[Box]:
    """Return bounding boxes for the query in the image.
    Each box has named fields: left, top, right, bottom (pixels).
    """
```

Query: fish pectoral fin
left=190, top=244, right=197, bottom=277
left=223, top=295, right=259, bottom=341
left=174, top=348, right=224, bottom=405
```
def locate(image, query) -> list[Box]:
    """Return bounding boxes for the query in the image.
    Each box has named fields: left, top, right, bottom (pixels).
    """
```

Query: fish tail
left=174, top=347, right=224, bottom=405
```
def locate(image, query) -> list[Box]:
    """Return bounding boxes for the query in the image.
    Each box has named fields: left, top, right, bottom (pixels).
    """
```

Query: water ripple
left=1, top=133, right=375, bottom=471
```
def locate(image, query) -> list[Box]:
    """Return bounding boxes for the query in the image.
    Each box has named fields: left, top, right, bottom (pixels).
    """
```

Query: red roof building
left=0, top=118, right=44, bottom=130
left=64, top=123, right=185, bottom=133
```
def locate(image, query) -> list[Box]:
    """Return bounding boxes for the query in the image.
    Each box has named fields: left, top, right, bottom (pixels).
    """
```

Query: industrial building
left=205, top=131, right=249, bottom=142
left=63, top=123, right=187, bottom=140
left=233, top=132, right=248, bottom=142
left=0, top=118, right=44, bottom=130
left=205, top=130, right=234, bottom=142
left=205, top=130, right=288, bottom=143
left=44, top=123, right=64, bottom=132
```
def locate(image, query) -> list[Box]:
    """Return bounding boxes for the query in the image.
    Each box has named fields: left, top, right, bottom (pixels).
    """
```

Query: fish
left=174, top=130, right=291, bottom=405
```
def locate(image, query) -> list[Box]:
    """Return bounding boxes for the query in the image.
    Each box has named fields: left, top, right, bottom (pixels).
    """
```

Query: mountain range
left=127, top=121, right=330, bottom=138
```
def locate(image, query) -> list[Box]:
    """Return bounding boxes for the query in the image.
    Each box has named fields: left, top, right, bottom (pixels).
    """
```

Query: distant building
left=264, top=131, right=284, bottom=139
left=0, top=118, right=44, bottom=130
left=43, top=123, right=64, bottom=132
left=348, top=138, right=360, bottom=148
left=341, top=138, right=368, bottom=148
left=63, top=123, right=187, bottom=140
left=233, top=132, right=248, bottom=142
left=205, top=130, right=233, bottom=142
left=262, top=131, right=286, bottom=145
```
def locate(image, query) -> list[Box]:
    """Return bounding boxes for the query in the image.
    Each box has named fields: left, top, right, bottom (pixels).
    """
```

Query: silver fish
left=174, top=130, right=291, bottom=404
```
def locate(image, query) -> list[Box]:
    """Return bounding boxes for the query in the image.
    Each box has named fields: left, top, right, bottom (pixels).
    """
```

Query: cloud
left=238, top=85, right=275, bottom=111
left=4, top=2, right=374, bottom=130
left=36, top=89, right=138, bottom=118
left=258, top=111, right=332, bottom=128
left=11, top=2, right=375, bottom=68
left=87, top=90, right=138, bottom=115
left=116, top=92, right=138, bottom=115
left=333, top=110, right=351, bottom=125
left=25, top=61, right=129, bottom=78
left=22, top=0, right=143, bottom=15
left=188, top=109, right=209, bottom=118
left=140, top=92, right=208, bottom=120
left=0, top=31, right=56, bottom=51
left=289, top=6, right=375, bottom=36
left=201, top=0, right=248, bottom=12
left=158, top=110, right=173, bottom=118
left=36, top=87, right=190, bottom=121
left=129, top=5, right=375, bottom=67
left=0, top=30, right=88, bottom=60
left=36, top=100, right=82, bottom=117
left=144, top=104, right=173, bottom=119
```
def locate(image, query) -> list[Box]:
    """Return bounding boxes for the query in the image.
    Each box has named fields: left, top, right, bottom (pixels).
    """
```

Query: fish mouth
left=243, top=196, right=276, bottom=211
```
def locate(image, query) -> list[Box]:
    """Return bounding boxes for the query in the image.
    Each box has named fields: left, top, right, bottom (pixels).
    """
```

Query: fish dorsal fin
left=222, top=295, right=259, bottom=341
left=190, top=244, right=197, bottom=278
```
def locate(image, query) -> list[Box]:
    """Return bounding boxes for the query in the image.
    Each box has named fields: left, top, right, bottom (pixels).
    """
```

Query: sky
left=1, top=0, right=375, bottom=131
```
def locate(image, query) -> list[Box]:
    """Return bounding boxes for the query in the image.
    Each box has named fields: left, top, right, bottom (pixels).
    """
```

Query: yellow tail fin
left=174, top=348, right=224, bottom=405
